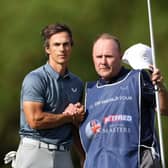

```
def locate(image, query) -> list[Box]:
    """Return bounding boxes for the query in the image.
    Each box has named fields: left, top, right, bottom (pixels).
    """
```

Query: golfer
left=13, top=23, right=85, bottom=168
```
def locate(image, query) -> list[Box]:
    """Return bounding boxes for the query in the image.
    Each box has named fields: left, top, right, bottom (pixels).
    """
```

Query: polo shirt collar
left=44, top=63, right=70, bottom=80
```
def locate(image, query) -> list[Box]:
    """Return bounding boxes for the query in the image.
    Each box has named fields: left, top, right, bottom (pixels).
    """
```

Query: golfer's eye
left=54, top=43, right=61, bottom=46
left=63, top=42, right=71, bottom=47
left=54, top=42, right=71, bottom=47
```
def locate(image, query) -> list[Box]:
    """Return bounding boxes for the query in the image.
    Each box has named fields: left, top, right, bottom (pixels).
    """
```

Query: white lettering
left=104, top=115, right=132, bottom=124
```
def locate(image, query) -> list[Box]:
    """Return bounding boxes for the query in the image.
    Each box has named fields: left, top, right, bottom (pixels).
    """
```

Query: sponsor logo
left=104, top=114, right=132, bottom=124
left=85, top=120, right=101, bottom=139
left=85, top=115, right=132, bottom=139
left=120, top=86, right=129, bottom=90
left=71, top=88, right=77, bottom=92
left=89, top=96, right=133, bottom=109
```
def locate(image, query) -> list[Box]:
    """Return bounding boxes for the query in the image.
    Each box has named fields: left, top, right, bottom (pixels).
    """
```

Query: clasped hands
left=63, top=103, right=85, bottom=126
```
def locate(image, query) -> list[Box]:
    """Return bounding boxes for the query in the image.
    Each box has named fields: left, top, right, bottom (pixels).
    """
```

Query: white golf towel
left=122, top=43, right=153, bottom=70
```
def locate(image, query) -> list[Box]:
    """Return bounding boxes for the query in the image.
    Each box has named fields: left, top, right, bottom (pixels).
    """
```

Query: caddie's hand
left=73, top=103, right=85, bottom=126
left=150, top=66, right=164, bottom=85
left=149, top=65, right=168, bottom=93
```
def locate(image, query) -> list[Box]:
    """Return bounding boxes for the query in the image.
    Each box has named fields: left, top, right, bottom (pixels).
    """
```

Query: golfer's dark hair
left=94, top=33, right=121, bottom=52
left=41, top=23, right=74, bottom=48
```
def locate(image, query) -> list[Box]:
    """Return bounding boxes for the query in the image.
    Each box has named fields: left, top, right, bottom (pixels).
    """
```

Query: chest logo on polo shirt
left=71, top=88, right=77, bottom=92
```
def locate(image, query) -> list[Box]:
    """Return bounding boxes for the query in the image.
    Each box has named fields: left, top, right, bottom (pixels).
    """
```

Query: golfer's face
left=93, top=39, right=121, bottom=80
left=46, top=32, right=72, bottom=65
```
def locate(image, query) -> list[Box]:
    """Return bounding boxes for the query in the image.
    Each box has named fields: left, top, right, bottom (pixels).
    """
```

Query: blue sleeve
left=22, top=72, right=46, bottom=103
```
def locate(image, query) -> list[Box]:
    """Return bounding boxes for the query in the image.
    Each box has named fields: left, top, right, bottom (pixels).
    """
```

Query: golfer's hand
left=63, top=103, right=85, bottom=126
left=63, top=103, right=77, bottom=115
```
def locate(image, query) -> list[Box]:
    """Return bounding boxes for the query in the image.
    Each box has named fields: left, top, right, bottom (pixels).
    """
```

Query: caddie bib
left=80, top=70, right=141, bottom=168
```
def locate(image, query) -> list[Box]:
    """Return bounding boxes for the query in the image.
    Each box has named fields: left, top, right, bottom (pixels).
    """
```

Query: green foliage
left=1, top=0, right=168, bottom=167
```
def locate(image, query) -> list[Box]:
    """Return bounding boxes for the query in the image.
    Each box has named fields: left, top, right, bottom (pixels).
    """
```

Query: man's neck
left=99, top=67, right=130, bottom=85
left=48, top=61, right=67, bottom=76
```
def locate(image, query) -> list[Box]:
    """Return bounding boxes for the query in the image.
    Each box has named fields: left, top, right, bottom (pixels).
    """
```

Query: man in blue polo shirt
left=14, top=23, right=85, bottom=168
left=80, top=33, right=168, bottom=168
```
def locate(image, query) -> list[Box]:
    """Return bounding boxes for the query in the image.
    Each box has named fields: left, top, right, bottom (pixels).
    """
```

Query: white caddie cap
left=122, top=43, right=153, bottom=70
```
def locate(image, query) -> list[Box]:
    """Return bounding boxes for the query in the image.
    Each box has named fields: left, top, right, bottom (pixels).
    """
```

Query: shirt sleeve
left=21, top=72, right=46, bottom=103
left=141, top=70, right=155, bottom=107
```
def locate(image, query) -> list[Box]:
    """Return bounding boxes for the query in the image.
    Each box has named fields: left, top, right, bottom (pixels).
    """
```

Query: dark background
left=1, top=0, right=168, bottom=167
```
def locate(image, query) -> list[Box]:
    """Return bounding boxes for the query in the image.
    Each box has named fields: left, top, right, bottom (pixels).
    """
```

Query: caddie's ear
left=120, top=52, right=123, bottom=59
